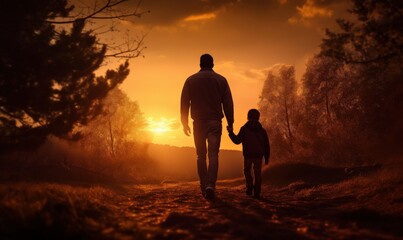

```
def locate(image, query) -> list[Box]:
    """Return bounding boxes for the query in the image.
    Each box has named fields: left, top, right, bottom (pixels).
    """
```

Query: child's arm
left=228, top=127, right=243, bottom=145
left=263, top=130, right=270, bottom=165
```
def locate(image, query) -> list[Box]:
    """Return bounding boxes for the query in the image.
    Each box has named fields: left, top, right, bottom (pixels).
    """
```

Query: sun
left=146, top=117, right=175, bottom=134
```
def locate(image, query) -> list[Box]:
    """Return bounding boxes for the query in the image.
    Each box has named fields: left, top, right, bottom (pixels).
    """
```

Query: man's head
left=248, top=109, right=260, bottom=121
left=200, top=54, right=214, bottom=69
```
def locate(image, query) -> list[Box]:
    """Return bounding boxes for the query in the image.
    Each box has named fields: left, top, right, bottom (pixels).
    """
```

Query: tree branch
left=45, top=0, right=148, bottom=24
left=104, top=33, right=147, bottom=59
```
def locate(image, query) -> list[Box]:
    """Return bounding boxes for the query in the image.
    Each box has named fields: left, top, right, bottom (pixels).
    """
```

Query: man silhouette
left=181, top=54, right=234, bottom=200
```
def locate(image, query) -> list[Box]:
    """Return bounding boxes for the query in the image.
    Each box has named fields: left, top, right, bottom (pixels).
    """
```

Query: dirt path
left=108, top=180, right=402, bottom=240
left=1, top=170, right=402, bottom=239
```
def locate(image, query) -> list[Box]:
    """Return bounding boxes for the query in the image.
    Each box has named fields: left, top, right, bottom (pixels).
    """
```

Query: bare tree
left=259, top=65, right=298, bottom=159
left=47, top=0, right=149, bottom=59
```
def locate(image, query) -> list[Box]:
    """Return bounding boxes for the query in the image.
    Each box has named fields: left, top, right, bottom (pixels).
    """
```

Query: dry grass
left=330, top=165, right=402, bottom=214
left=0, top=183, right=143, bottom=239
left=291, top=163, right=402, bottom=213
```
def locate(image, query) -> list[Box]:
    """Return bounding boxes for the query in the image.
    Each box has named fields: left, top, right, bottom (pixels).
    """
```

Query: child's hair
left=247, top=109, right=260, bottom=120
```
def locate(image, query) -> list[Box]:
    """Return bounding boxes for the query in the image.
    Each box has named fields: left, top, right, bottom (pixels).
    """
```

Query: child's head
left=247, top=109, right=260, bottom=121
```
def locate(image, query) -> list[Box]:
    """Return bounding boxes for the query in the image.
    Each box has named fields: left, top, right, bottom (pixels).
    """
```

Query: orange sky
left=110, top=0, right=351, bottom=150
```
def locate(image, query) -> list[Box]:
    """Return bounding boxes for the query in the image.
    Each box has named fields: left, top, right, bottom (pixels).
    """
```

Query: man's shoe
left=246, top=187, right=253, bottom=196
left=205, top=187, right=215, bottom=200
left=253, top=194, right=260, bottom=199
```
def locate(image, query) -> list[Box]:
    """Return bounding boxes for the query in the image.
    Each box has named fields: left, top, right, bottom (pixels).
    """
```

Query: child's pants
left=244, top=157, right=263, bottom=194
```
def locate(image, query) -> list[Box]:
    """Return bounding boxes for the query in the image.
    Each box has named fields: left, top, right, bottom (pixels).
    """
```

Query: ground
left=0, top=163, right=402, bottom=239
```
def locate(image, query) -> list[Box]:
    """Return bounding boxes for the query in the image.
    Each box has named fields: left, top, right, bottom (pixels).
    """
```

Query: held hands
left=226, top=125, right=233, bottom=133
left=183, top=125, right=191, bottom=136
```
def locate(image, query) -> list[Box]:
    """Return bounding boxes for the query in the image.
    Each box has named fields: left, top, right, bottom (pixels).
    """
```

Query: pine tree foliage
left=0, top=0, right=134, bottom=153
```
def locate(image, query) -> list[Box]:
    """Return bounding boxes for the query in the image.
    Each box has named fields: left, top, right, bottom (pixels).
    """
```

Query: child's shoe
left=254, top=188, right=261, bottom=199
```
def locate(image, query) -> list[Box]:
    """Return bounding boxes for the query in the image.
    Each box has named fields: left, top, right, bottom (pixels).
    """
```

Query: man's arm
left=222, top=79, right=234, bottom=128
left=180, top=80, right=191, bottom=136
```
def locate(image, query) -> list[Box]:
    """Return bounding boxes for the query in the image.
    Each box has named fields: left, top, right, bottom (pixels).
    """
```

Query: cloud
left=297, top=0, right=333, bottom=18
left=177, top=11, right=218, bottom=29
left=130, top=0, right=238, bottom=28
left=215, top=61, right=269, bottom=84
left=183, top=12, right=217, bottom=22
left=288, top=0, right=334, bottom=26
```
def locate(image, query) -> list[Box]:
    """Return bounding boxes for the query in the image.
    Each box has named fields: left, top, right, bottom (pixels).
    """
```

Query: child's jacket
left=229, top=120, right=270, bottom=163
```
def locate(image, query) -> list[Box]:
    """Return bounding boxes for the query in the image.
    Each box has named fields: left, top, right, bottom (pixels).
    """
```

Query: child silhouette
left=227, top=109, right=270, bottom=199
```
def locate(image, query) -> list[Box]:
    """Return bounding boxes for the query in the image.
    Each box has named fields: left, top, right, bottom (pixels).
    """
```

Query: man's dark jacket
left=229, top=120, right=270, bottom=163
left=181, top=68, right=234, bottom=126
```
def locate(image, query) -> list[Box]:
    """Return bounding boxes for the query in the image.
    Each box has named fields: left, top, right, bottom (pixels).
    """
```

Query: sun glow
left=145, top=117, right=177, bottom=134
